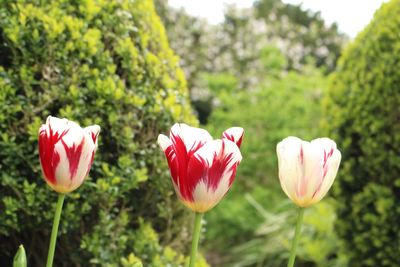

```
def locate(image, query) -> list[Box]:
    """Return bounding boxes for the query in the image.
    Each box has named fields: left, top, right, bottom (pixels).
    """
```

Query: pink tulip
left=277, top=136, right=341, bottom=207
left=158, top=123, right=244, bottom=213
left=38, top=116, right=100, bottom=193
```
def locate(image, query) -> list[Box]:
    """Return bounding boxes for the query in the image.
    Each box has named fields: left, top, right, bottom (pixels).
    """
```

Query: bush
left=325, top=0, right=400, bottom=265
left=0, top=0, right=200, bottom=266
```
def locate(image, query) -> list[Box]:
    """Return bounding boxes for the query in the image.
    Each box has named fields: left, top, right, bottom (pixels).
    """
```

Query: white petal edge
left=222, top=127, right=244, bottom=143
left=276, top=136, right=304, bottom=202
left=312, top=149, right=341, bottom=203
left=170, top=123, right=212, bottom=153
left=157, top=134, right=173, bottom=151
left=84, top=125, right=101, bottom=145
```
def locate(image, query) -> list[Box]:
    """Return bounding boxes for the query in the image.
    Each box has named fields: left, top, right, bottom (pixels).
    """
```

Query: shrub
left=325, top=0, right=400, bottom=265
left=0, top=0, right=200, bottom=266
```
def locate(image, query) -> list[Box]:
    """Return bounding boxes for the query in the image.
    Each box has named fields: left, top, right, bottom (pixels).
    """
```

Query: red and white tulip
left=277, top=136, right=341, bottom=207
left=158, top=123, right=244, bottom=213
left=38, top=116, right=100, bottom=193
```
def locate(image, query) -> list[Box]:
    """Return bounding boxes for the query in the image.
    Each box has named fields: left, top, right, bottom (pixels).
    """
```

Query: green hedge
left=0, top=0, right=201, bottom=266
left=325, top=0, right=400, bottom=266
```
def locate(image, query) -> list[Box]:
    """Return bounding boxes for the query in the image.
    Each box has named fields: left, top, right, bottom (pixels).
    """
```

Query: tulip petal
left=39, top=116, right=72, bottom=185
left=222, top=127, right=244, bottom=148
left=157, top=134, right=179, bottom=187
left=85, top=125, right=101, bottom=146
left=170, top=123, right=212, bottom=158
left=185, top=139, right=242, bottom=212
left=43, top=116, right=70, bottom=138
left=167, top=123, right=213, bottom=198
left=277, top=136, right=341, bottom=207
left=83, top=125, right=101, bottom=177
left=311, top=139, right=341, bottom=202
left=53, top=122, right=90, bottom=192
left=39, top=116, right=99, bottom=193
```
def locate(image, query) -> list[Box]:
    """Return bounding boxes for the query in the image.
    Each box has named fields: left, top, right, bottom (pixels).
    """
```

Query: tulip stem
left=46, top=194, right=65, bottom=267
left=189, top=212, right=203, bottom=267
left=287, top=207, right=305, bottom=267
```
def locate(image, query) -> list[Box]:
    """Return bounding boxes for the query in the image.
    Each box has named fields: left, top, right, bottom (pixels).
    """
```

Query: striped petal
left=167, top=123, right=213, bottom=199
left=157, top=134, right=179, bottom=188
left=222, top=127, right=244, bottom=148
left=39, top=116, right=100, bottom=193
left=85, top=125, right=101, bottom=147
left=170, top=123, right=212, bottom=157
left=277, top=136, right=341, bottom=207
left=308, top=138, right=341, bottom=203
left=184, top=139, right=242, bottom=212
left=39, top=116, right=75, bottom=186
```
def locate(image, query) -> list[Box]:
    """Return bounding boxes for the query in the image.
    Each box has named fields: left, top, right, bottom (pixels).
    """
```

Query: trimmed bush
left=325, top=0, right=400, bottom=266
left=0, top=0, right=200, bottom=266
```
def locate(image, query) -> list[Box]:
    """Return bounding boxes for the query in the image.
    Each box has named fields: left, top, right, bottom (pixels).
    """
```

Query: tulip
left=276, top=136, right=341, bottom=267
left=276, top=136, right=341, bottom=207
left=38, top=116, right=100, bottom=267
left=158, top=123, right=243, bottom=213
left=158, top=123, right=243, bottom=267
left=39, top=116, right=100, bottom=193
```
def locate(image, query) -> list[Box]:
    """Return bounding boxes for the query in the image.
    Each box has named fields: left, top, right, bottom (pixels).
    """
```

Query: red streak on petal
left=85, top=151, right=96, bottom=177
left=312, top=171, right=326, bottom=199
left=207, top=141, right=236, bottom=190
left=312, top=147, right=335, bottom=198
left=91, top=132, right=97, bottom=144
left=169, top=132, right=209, bottom=201
left=323, top=147, right=334, bottom=168
left=170, top=133, right=190, bottom=197
left=38, top=124, right=69, bottom=185
left=164, top=145, right=179, bottom=185
left=228, top=163, right=239, bottom=186
left=299, top=145, right=304, bottom=164
left=187, top=141, right=239, bottom=202
left=184, top=154, right=205, bottom=201
left=61, top=138, right=85, bottom=180
left=223, top=132, right=243, bottom=148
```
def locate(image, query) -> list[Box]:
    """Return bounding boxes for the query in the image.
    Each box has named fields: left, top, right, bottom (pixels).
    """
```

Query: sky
left=169, top=0, right=389, bottom=37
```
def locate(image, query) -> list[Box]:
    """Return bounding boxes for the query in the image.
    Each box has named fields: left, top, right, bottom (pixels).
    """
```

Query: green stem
left=46, top=194, right=65, bottom=267
left=287, top=207, right=305, bottom=267
left=189, top=212, right=203, bottom=267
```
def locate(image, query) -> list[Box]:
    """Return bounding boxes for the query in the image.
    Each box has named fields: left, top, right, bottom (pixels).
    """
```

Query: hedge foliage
left=325, top=0, right=400, bottom=266
left=0, top=0, right=202, bottom=266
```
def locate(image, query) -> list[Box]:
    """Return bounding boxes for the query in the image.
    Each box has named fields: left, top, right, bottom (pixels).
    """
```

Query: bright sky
left=169, top=0, right=389, bottom=37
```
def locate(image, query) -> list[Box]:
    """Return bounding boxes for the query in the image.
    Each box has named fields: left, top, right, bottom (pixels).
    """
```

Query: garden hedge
left=325, top=0, right=400, bottom=266
left=0, top=0, right=202, bottom=266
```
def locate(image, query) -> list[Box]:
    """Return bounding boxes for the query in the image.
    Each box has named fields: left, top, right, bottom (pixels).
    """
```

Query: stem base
left=189, top=212, right=203, bottom=267
left=287, top=207, right=305, bottom=267
left=46, top=194, right=65, bottom=267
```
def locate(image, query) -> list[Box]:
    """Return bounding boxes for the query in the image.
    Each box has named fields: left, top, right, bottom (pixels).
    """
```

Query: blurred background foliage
left=156, top=0, right=347, bottom=123
left=156, top=0, right=398, bottom=266
left=0, top=0, right=397, bottom=266
left=156, top=0, right=347, bottom=266
left=325, top=0, right=400, bottom=266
